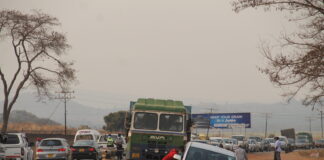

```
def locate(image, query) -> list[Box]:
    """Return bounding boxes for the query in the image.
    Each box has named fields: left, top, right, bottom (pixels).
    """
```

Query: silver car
left=36, top=138, right=71, bottom=160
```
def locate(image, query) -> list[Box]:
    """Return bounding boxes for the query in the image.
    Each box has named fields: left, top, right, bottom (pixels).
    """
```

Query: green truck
left=295, top=132, right=314, bottom=149
left=125, top=98, right=192, bottom=160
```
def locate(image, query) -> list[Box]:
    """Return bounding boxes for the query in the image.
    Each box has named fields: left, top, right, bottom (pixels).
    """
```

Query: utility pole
left=264, top=113, right=271, bottom=138
left=321, top=111, right=323, bottom=138
left=206, top=108, right=213, bottom=138
left=306, top=116, right=315, bottom=134
left=55, top=90, right=75, bottom=136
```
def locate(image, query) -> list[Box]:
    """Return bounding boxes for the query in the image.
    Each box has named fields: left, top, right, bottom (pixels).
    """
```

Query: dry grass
left=0, top=123, right=78, bottom=134
left=248, top=149, right=324, bottom=160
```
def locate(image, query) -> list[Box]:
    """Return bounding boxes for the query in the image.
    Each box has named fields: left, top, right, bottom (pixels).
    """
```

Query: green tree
left=0, top=10, right=76, bottom=133
left=233, top=0, right=323, bottom=109
left=103, top=111, right=126, bottom=132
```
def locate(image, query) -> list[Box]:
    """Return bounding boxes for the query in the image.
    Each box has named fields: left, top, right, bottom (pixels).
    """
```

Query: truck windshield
left=159, top=114, right=183, bottom=132
left=134, top=112, right=158, bottom=130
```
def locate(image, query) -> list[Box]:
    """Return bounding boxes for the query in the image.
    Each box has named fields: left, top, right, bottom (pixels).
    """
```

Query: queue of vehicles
left=2, top=98, right=324, bottom=160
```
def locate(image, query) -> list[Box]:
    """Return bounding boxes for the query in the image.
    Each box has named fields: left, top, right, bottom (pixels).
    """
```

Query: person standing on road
left=115, top=134, right=124, bottom=160
left=107, top=134, right=114, bottom=147
left=234, top=145, right=248, bottom=160
left=274, top=137, right=282, bottom=160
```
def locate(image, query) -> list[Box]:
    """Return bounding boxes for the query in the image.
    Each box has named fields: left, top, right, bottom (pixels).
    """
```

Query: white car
left=179, top=142, right=237, bottom=160
left=3, top=133, right=34, bottom=160
left=265, top=138, right=275, bottom=150
left=209, top=137, right=223, bottom=147
left=223, top=138, right=236, bottom=151
left=248, top=139, right=259, bottom=152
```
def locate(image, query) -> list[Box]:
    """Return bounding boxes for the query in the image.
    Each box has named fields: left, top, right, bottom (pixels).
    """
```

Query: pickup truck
left=3, top=133, right=34, bottom=160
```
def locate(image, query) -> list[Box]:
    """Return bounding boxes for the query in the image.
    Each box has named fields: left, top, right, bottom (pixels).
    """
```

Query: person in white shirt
left=274, top=137, right=281, bottom=160
left=234, top=145, right=248, bottom=160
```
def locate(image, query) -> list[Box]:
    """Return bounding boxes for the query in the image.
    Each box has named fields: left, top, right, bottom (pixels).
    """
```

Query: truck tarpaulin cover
left=192, top=113, right=251, bottom=129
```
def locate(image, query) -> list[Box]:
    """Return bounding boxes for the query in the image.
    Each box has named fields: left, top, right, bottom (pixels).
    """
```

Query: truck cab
left=125, top=98, right=191, bottom=160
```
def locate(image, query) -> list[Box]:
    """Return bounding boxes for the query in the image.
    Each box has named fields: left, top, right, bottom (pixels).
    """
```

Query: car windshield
left=211, top=139, right=223, bottom=143
left=248, top=140, right=255, bottom=144
left=223, top=139, right=232, bottom=143
left=75, top=134, right=93, bottom=141
left=134, top=112, right=158, bottom=130
left=232, top=136, right=244, bottom=141
left=3, top=135, right=19, bottom=144
left=185, top=146, right=236, bottom=160
left=279, top=138, right=286, bottom=141
left=74, top=140, right=94, bottom=146
left=267, top=139, right=275, bottom=143
left=249, top=137, right=261, bottom=142
left=40, top=140, right=62, bottom=146
left=159, top=114, right=183, bottom=132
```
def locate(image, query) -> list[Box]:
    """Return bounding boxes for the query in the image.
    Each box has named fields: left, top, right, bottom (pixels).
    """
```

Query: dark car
left=71, top=140, right=102, bottom=160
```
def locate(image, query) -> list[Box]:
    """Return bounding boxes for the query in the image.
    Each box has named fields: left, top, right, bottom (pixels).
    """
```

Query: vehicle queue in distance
left=34, top=129, right=125, bottom=160
left=1, top=131, right=324, bottom=160
left=190, top=132, right=324, bottom=154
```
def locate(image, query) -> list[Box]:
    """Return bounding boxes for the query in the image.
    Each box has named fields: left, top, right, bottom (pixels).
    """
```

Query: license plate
left=79, top=149, right=85, bottom=152
left=47, top=154, right=55, bottom=158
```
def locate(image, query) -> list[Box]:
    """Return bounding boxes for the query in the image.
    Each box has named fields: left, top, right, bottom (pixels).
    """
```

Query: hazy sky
left=0, top=0, right=299, bottom=104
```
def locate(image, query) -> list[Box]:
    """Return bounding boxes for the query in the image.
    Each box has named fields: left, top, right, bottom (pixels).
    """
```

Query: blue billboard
left=192, top=113, right=251, bottom=129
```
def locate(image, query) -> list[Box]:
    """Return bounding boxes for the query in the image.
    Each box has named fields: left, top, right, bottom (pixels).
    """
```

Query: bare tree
left=232, top=0, right=323, bottom=110
left=0, top=10, right=76, bottom=133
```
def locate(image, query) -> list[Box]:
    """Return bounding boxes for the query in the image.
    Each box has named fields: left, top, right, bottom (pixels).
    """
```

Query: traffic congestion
left=1, top=98, right=324, bottom=160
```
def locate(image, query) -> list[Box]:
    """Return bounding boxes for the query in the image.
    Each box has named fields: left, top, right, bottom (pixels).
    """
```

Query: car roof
left=188, top=142, right=236, bottom=157
left=42, top=138, right=66, bottom=141
left=209, top=137, right=223, bottom=140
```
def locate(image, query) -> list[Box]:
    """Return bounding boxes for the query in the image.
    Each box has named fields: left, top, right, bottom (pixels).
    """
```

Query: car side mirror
left=173, top=154, right=181, bottom=160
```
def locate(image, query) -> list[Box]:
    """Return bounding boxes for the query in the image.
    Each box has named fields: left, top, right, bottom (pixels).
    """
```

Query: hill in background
left=0, top=110, right=59, bottom=125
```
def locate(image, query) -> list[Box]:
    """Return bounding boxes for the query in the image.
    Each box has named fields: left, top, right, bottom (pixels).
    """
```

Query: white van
left=74, top=129, right=101, bottom=143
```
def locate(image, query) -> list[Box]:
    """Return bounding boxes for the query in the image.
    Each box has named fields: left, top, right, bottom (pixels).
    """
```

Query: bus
left=125, top=98, right=191, bottom=160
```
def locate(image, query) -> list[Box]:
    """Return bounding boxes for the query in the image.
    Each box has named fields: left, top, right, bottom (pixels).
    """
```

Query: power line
left=305, top=116, right=317, bottom=134
left=55, top=90, right=75, bottom=136
left=45, top=101, right=62, bottom=125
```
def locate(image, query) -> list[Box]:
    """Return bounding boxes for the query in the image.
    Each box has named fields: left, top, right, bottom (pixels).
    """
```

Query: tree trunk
left=1, top=113, right=9, bottom=134
left=1, top=96, right=9, bottom=134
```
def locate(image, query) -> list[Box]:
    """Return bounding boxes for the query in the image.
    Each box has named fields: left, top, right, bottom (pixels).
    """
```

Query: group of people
left=162, top=136, right=283, bottom=160
left=234, top=136, right=282, bottom=160
left=232, top=136, right=282, bottom=160
left=106, top=133, right=124, bottom=160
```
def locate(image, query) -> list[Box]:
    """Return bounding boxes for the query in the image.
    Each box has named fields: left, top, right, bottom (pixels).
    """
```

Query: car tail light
left=58, top=148, right=66, bottom=152
left=37, top=149, right=44, bottom=152
left=71, top=148, right=76, bottom=152
left=21, top=148, right=25, bottom=155
left=88, top=148, right=95, bottom=152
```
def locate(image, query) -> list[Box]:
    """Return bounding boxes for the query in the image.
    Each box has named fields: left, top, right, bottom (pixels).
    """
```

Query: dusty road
left=102, top=149, right=324, bottom=160
left=248, top=149, right=324, bottom=160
